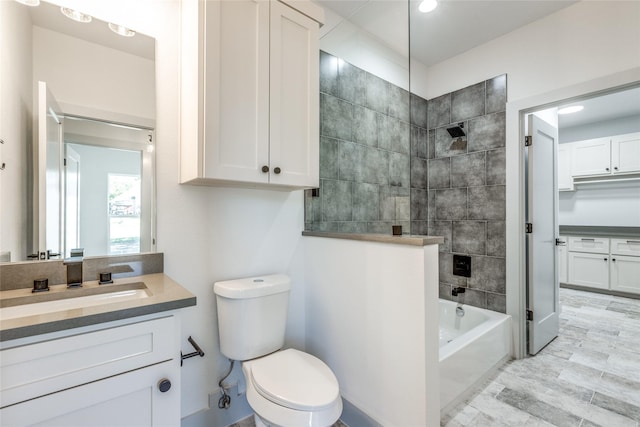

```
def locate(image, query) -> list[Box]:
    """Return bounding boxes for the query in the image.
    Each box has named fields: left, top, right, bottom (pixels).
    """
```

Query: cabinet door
left=203, top=0, right=270, bottom=183
left=269, top=0, right=320, bottom=188
left=0, top=361, right=179, bottom=427
left=611, top=132, right=640, bottom=174
left=571, top=138, right=611, bottom=177
left=568, top=252, right=609, bottom=289
left=610, top=255, right=640, bottom=294
left=558, top=239, right=568, bottom=284
left=557, top=144, right=574, bottom=191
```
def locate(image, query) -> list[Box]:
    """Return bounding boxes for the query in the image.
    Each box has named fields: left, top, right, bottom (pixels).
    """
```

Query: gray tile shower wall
left=429, top=75, right=507, bottom=313
left=308, top=51, right=507, bottom=313
left=306, top=51, right=418, bottom=234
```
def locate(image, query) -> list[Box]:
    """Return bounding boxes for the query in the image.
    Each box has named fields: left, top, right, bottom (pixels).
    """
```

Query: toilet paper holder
left=181, top=336, right=205, bottom=366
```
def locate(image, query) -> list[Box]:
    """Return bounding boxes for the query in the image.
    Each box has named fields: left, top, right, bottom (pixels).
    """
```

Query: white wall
left=0, top=1, right=32, bottom=261
left=28, top=1, right=309, bottom=426
left=32, top=25, right=155, bottom=122
left=412, top=1, right=640, bottom=102
left=304, top=237, right=440, bottom=427
left=560, top=115, right=640, bottom=143
left=559, top=182, right=640, bottom=227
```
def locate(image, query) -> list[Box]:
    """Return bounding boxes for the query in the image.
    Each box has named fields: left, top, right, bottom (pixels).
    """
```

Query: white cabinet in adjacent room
left=611, top=132, right=640, bottom=175
left=557, top=145, right=574, bottom=191
left=180, top=0, right=323, bottom=190
left=610, top=238, right=640, bottom=293
left=568, top=251, right=610, bottom=290
left=571, top=137, right=611, bottom=177
left=558, top=235, right=568, bottom=284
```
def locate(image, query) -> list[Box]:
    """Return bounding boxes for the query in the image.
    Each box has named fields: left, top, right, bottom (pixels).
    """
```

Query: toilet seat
left=243, top=349, right=342, bottom=427
left=250, top=348, right=340, bottom=411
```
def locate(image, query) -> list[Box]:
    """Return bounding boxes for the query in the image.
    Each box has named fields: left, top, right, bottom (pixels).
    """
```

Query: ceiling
left=29, top=1, right=154, bottom=60
left=316, top=0, right=640, bottom=127
left=558, top=86, right=640, bottom=129
left=315, top=0, right=577, bottom=67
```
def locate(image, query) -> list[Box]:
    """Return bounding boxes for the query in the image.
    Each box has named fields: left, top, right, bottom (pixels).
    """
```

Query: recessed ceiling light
left=419, top=0, right=438, bottom=13
left=61, top=7, right=92, bottom=23
left=15, top=0, right=40, bottom=6
left=558, top=105, right=584, bottom=115
left=108, top=23, right=136, bottom=37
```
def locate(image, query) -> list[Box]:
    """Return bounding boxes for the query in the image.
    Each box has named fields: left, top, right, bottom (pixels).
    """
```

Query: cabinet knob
left=604, top=258, right=608, bottom=261
left=606, top=167, right=610, bottom=171
left=612, top=258, right=616, bottom=262
left=261, top=165, right=269, bottom=173
left=158, top=378, right=172, bottom=393
left=274, top=167, right=281, bottom=174
left=614, top=166, right=618, bottom=170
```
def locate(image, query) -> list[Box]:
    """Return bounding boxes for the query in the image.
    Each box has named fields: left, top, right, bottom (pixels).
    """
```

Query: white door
left=36, top=81, right=63, bottom=258
left=526, top=115, right=560, bottom=355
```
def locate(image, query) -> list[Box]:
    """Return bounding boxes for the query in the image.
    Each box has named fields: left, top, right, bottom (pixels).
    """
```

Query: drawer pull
left=627, top=240, right=640, bottom=244
left=580, top=238, right=595, bottom=242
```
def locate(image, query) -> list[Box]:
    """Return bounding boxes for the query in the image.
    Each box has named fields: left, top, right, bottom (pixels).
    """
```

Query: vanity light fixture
left=108, top=22, right=136, bottom=37
left=61, top=7, right=92, bottom=23
left=418, top=0, right=438, bottom=13
left=15, top=0, right=40, bottom=6
left=558, top=105, right=584, bottom=115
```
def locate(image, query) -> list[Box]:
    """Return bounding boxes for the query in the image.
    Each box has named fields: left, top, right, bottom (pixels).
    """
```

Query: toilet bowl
left=213, top=275, right=342, bottom=427
left=242, top=348, right=342, bottom=427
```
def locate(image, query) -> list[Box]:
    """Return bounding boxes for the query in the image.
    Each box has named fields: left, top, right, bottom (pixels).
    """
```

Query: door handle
left=555, top=238, right=566, bottom=246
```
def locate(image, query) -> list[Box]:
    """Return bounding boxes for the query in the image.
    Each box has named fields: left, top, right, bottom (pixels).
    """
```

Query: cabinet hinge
left=526, top=309, right=533, bottom=321
left=525, top=223, right=533, bottom=234
left=525, top=136, right=532, bottom=146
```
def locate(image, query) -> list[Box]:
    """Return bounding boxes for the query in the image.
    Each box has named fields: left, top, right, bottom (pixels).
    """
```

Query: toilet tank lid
left=214, top=274, right=291, bottom=299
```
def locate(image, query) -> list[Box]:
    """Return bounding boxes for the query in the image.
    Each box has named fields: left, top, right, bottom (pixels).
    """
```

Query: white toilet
left=214, top=274, right=342, bottom=427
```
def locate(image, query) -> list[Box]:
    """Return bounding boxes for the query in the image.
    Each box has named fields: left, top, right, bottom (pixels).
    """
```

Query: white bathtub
left=439, top=299, right=512, bottom=413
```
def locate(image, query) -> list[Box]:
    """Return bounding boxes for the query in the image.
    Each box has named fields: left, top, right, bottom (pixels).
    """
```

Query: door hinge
left=526, top=309, right=533, bottom=321
left=63, top=158, right=67, bottom=167
left=525, top=223, right=533, bottom=233
left=525, top=136, right=532, bottom=146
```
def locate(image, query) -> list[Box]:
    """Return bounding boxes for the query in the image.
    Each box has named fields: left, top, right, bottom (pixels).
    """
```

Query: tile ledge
left=302, top=231, right=444, bottom=246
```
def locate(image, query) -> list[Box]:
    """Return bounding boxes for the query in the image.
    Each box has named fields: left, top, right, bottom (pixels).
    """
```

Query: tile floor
left=442, top=288, right=640, bottom=427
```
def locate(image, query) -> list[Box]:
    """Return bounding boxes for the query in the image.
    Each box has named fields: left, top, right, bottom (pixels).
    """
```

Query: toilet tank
left=214, top=274, right=291, bottom=361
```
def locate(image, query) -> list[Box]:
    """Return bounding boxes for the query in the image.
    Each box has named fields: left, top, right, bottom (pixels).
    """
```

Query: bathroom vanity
left=0, top=258, right=196, bottom=426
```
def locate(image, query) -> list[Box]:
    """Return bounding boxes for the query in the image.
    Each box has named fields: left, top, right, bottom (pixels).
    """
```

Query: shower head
left=446, top=123, right=466, bottom=138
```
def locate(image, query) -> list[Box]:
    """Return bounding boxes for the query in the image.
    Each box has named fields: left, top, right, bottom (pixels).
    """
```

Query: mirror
left=0, top=0, right=155, bottom=262
left=305, top=0, right=411, bottom=234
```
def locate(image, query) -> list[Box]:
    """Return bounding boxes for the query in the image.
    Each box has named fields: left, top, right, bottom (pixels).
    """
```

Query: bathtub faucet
left=451, top=287, right=466, bottom=297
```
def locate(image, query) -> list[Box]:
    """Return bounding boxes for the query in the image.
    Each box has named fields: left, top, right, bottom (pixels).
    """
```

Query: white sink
left=0, top=284, right=150, bottom=321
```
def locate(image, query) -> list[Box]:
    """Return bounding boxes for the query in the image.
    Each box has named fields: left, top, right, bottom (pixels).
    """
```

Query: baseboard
left=560, top=283, right=639, bottom=300
left=340, top=398, right=384, bottom=427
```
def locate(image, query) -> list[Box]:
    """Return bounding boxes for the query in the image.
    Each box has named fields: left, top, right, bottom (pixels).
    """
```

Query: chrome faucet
left=63, top=248, right=84, bottom=288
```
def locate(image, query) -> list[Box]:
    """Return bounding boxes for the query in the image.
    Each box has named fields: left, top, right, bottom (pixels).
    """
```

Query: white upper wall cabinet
left=180, top=0, right=323, bottom=190
left=557, top=144, right=574, bottom=191
left=611, top=132, right=640, bottom=175
left=571, top=137, right=611, bottom=177
left=569, top=132, right=640, bottom=179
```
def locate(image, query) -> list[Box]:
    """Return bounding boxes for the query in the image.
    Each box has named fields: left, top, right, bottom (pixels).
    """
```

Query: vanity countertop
left=559, top=225, right=640, bottom=238
left=302, top=231, right=444, bottom=246
left=0, top=273, right=196, bottom=342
